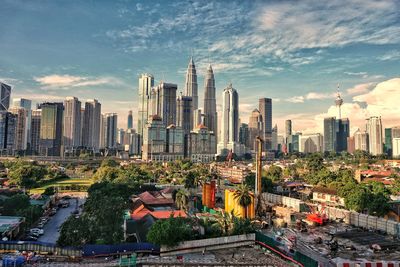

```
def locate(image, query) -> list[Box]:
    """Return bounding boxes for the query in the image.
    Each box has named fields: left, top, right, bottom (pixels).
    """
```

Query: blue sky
left=1, top=0, right=400, bottom=133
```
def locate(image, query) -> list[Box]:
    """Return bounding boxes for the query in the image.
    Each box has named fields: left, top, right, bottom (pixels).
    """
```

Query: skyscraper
left=366, top=116, right=383, bottom=156
left=103, top=113, right=118, bottom=149
left=127, top=110, right=133, bottom=129
left=12, top=98, right=32, bottom=151
left=82, top=99, right=101, bottom=150
left=8, top=107, right=28, bottom=151
left=63, top=97, right=82, bottom=150
left=299, top=133, right=323, bottom=153
left=248, top=109, right=263, bottom=151
left=176, top=94, right=193, bottom=135
left=149, top=82, right=177, bottom=127
left=324, top=117, right=336, bottom=152
left=184, top=57, right=198, bottom=111
left=272, top=124, right=278, bottom=151
left=217, top=83, right=240, bottom=155
left=239, top=123, right=249, bottom=147
left=336, top=118, right=350, bottom=152
left=203, top=64, right=217, bottom=138
left=0, top=112, right=16, bottom=154
left=384, top=128, right=393, bottom=156
left=285, top=120, right=292, bottom=143
left=38, top=102, right=64, bottom=157
left=259, top=98, right=272, bottom=150
left=138, top=74, right=154, bottom=139
left=0, top=83, right=11, bottom=111
left=31, top=109, right=41, bottom=155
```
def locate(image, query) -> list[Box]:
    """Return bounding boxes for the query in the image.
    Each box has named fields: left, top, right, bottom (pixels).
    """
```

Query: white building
left=393, top=138, right=400, bottom=158
left=217, top=83, right=242, bottom=156
left=366, top=116, right=383, bottom=155
left=189, top=124, right=216, bottom=162
left=354, top=129, right=369, bottom=152
left=12, top=98, right=31, bottom=150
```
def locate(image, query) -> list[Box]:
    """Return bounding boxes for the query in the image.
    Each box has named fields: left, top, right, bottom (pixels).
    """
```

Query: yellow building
left=224, top=189, right=255, bottom=219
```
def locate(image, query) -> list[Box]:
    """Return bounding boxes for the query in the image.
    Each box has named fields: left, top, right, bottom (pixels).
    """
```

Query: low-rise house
left=312, top=187, right=345, bottom=207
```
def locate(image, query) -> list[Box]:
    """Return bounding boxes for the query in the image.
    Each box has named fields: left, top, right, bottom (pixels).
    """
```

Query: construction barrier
left=0, top=241, right=81, bottom=257
left=255, top=232, right=318, bottom=267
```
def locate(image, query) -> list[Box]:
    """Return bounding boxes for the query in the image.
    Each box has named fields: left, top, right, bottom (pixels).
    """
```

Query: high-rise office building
left=239, top=123, right=249, bottom=147
left=8, top=107, right=28, bottom=151
left=324, top=117, right=336, bottom=152
left=0, top=83, right=11, bottom=111
left=0, top=112, right=16, bottom=154
left=272, top=124, right=278, bottom=151
left=347, top=136, right=355, bottom=154
left=103, top=113, right=118, bottom=149
left=188, top=124, right=216, bottom=162
left=127, top=110, right=133, bottom=129
left=63, top=97, right=82, bottom=150
left=82, top=99, right=101, bottom=150
left=125, top=128, right=140, bottom=155
left=336, top=118, right=350, bottom=152
left=354, top=129, right=369, bottom=152
left=142, top=115, right=166, bottom=161
left=259, top=98, right=272, bottom=150
left=12, top=98, right=32, bottom=151
left=203, top=64, right=217, bottom=138
left=176, top=94, right=193, bottom=135
left=149, top=82, right=177, bottom=127
left=166, top=124, right=184, bottom=156
left=38, top=102, right=64, bottom=157
left=184, top=57, right=198, bottom=111
left=31, top=109, right=41, bottom=155
left=285, top=120, right=292, bottom=143
left=138, top=74, right=154, bottom=139
left=366, top=116, right=383, bottom=156
left=217, top=83, right=240, bottom=155
left=248, top=109, right=263, bottom=151
left=287, top=134, right=300, bottom=153
left=384, top=128, right=393, bottom=156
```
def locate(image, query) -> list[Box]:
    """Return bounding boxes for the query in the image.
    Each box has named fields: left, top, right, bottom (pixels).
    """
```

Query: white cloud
left=34, top=74, right=123, bottom=89
left=378, top=50, right=400, bottom=61
left=287, top=96, right=305, bottom=103
left=346, top=82, right=376, bottom=95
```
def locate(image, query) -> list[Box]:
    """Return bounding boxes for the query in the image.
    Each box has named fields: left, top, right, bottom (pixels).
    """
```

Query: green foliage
left=92, top=166, right=121, bottom=182
left=2, top=194, right=30, bottom=215
left=42, top=187, right=55, bottom=196
left=306, top=153, right=324, bottom=173
left=58, top=215, right=95, bottom=246
left=265, top=165, right=283, bottom=182
left=244, top=173, right=273, bottom=193
left=8, top=162, right=47, bottom=188
left=147, top=216, right=195, bottom=247
left=175, top=189, right=189, bottom=211
left=101, top=158, right=118, bottom=168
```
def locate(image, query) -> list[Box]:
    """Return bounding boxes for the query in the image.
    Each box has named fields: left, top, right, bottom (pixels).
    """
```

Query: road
left=38, top=197, right=85, bottom=244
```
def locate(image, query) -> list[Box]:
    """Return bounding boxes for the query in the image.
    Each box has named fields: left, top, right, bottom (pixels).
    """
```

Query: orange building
left=202, top=181, right=216, bottom=209
left=224, top=189, right=255, bottom=219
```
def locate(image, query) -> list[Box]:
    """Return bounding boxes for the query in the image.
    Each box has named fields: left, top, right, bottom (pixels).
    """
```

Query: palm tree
left=213, top=211, right=235, bottom=235
left=175, top=189, right=189, bottom=211
left=233, top=184, right=252, bottom=219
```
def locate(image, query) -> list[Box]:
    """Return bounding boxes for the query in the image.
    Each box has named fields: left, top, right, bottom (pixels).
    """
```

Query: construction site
left=232, top=137, right=400, bottom=266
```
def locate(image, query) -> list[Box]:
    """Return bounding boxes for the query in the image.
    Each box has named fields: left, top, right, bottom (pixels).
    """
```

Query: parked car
left=30, top=228, right=44, bottom=235
left=71, top=209, right=79, bottom=215
left=37, top=222, right=45, bottom=228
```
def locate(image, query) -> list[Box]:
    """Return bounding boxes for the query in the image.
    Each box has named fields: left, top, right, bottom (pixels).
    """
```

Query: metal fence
left=0, top=241, right=81, bottom=257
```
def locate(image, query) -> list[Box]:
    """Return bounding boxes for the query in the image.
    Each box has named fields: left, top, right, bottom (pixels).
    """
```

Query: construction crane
left=255, top=136, right=264, bottom=216
left=306, top=203, right=328, bottom=225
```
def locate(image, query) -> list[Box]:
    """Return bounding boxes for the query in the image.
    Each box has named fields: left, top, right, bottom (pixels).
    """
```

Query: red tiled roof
left=362, top=178, right=394, bottom=185
left=130, top=209, right=186, bottom=221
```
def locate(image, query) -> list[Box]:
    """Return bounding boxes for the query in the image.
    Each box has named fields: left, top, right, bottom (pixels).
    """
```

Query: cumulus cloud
left=346, top=82, right=376, bottom=95
left=286, top=91, right=335, bottom=103
left=34, top=74, right=122, bottom=89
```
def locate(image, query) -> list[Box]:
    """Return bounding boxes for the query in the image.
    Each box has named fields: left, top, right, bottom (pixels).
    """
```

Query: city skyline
left=1, top=0, right=400, bottom=134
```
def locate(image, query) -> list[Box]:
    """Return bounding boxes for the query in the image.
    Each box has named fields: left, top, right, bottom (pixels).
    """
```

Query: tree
left=101, top=158, right=118, bottom=168
left=175, top=189, right=189, bottom=211
left=213, top=211, right=235, bottom=235
left=266, top=165, right=283, bottom=182
left=306, top=153, right=324, bottom=173
left=244, top=173, right=273, bottom=193
left=233, top=184, right=252, bottom=219
left=92, top=166, right=120, bottom=182
left=147, top=216, right=195, bottom=247
left=8, top=163, right=47, bottom=188
left=2, top=194, right=30, bottom=215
